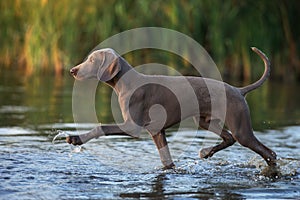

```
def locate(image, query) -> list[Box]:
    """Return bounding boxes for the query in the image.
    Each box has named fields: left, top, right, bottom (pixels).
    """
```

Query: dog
left=67, top=47, right=276, bottom=169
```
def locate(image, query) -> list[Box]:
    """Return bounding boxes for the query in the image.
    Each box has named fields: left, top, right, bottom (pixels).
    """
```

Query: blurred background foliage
left=1, top=0, right=300, bottom=82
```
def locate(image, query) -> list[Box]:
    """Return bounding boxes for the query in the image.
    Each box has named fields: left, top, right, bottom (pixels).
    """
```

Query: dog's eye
left=89, top=57, right=94, bottom=63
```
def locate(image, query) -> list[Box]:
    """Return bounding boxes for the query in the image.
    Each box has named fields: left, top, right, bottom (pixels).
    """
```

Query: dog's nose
left=70, top=68, right=78, bottom=76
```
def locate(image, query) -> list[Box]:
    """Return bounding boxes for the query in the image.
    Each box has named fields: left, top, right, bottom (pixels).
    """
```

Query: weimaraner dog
left=67, top=47, right=276, bottom=169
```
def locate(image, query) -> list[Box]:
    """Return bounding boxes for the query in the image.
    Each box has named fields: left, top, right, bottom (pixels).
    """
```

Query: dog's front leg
left=66, top=122, right=140, bottom=145
left=150, top=130, right=175, bottom=169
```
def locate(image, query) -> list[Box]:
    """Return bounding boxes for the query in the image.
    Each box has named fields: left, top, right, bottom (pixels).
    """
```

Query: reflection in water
left=119, top=172, right=249, bottom=199
left=119, top=174, right=167, bottom=199
left=247, top=81, right=300, bottom=129
left=1, top=119, right=300, bottom=199
left=151, top=174, right=165, bottom=198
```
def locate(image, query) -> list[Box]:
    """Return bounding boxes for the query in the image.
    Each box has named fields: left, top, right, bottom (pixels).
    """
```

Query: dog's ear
left=97, top=50, right=121, bottom=82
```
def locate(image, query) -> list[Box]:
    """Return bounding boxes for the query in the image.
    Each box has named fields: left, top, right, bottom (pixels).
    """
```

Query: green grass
left=0, top=0, right=299, bottom=81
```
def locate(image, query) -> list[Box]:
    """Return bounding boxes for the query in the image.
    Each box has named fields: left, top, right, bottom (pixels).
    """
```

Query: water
left=0, top=69, right=300, bottom=199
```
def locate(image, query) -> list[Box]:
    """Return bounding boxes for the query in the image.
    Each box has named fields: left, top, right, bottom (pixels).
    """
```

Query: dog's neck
left=106, top=57, right=142, bottom=95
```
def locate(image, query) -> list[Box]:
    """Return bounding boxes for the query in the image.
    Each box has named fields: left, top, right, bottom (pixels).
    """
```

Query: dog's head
left=70, top=48, right=121, bottom=82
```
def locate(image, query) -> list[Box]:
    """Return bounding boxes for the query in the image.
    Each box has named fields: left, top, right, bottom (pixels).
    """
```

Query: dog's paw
left=162, top=163, right=175, bottom=170
left=199, top=147, right=214, bottom=159
left=66, top=135, right=83, bottom=145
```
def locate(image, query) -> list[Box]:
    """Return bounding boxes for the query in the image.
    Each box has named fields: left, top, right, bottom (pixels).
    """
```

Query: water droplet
left=52, top=130, right=69, bottom=144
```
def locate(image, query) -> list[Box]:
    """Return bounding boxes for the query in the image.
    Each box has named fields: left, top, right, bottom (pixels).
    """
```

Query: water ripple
left=0, top=125, right=299, bottom=199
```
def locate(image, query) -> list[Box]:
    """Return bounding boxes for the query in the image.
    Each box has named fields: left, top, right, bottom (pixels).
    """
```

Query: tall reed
left=0, top=0, right=299, bottom=81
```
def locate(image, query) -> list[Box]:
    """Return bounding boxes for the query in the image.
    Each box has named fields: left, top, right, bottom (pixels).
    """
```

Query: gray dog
left=67, top=47, right=276, bottom=169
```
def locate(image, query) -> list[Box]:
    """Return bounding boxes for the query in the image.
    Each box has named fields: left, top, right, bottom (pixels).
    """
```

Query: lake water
left=0, top=68, right=299, bottom=199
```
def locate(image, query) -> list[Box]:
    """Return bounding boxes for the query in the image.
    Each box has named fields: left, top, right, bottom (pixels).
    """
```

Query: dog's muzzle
left=70, top=68, right=79, bottom=77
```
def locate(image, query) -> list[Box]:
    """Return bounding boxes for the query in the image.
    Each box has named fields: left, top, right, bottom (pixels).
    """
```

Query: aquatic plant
left=0, top=0, right=299, bottom=81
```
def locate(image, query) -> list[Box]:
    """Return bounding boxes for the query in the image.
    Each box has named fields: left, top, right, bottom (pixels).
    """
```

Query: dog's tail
left=239, top=47, right=271, bottom=96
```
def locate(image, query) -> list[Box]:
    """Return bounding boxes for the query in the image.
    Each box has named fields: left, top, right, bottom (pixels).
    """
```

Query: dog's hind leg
left=226, top=107, right=277, bottom=166
left=194, top=117, right=236, bottom=158
left=230, top=122, right=277, bottom=166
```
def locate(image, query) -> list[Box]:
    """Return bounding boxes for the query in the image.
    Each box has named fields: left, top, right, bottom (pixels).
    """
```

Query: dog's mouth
left=70, top=68, right=79, bottom=79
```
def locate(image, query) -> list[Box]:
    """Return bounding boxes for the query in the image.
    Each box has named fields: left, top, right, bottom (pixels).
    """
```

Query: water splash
left=52, top=130, right=69, bottom=144
left=70, top=145, right=82, bottom=153
left=52, top=130, right=82, bottom=156
left=249, top=155, right=300, bottom=179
